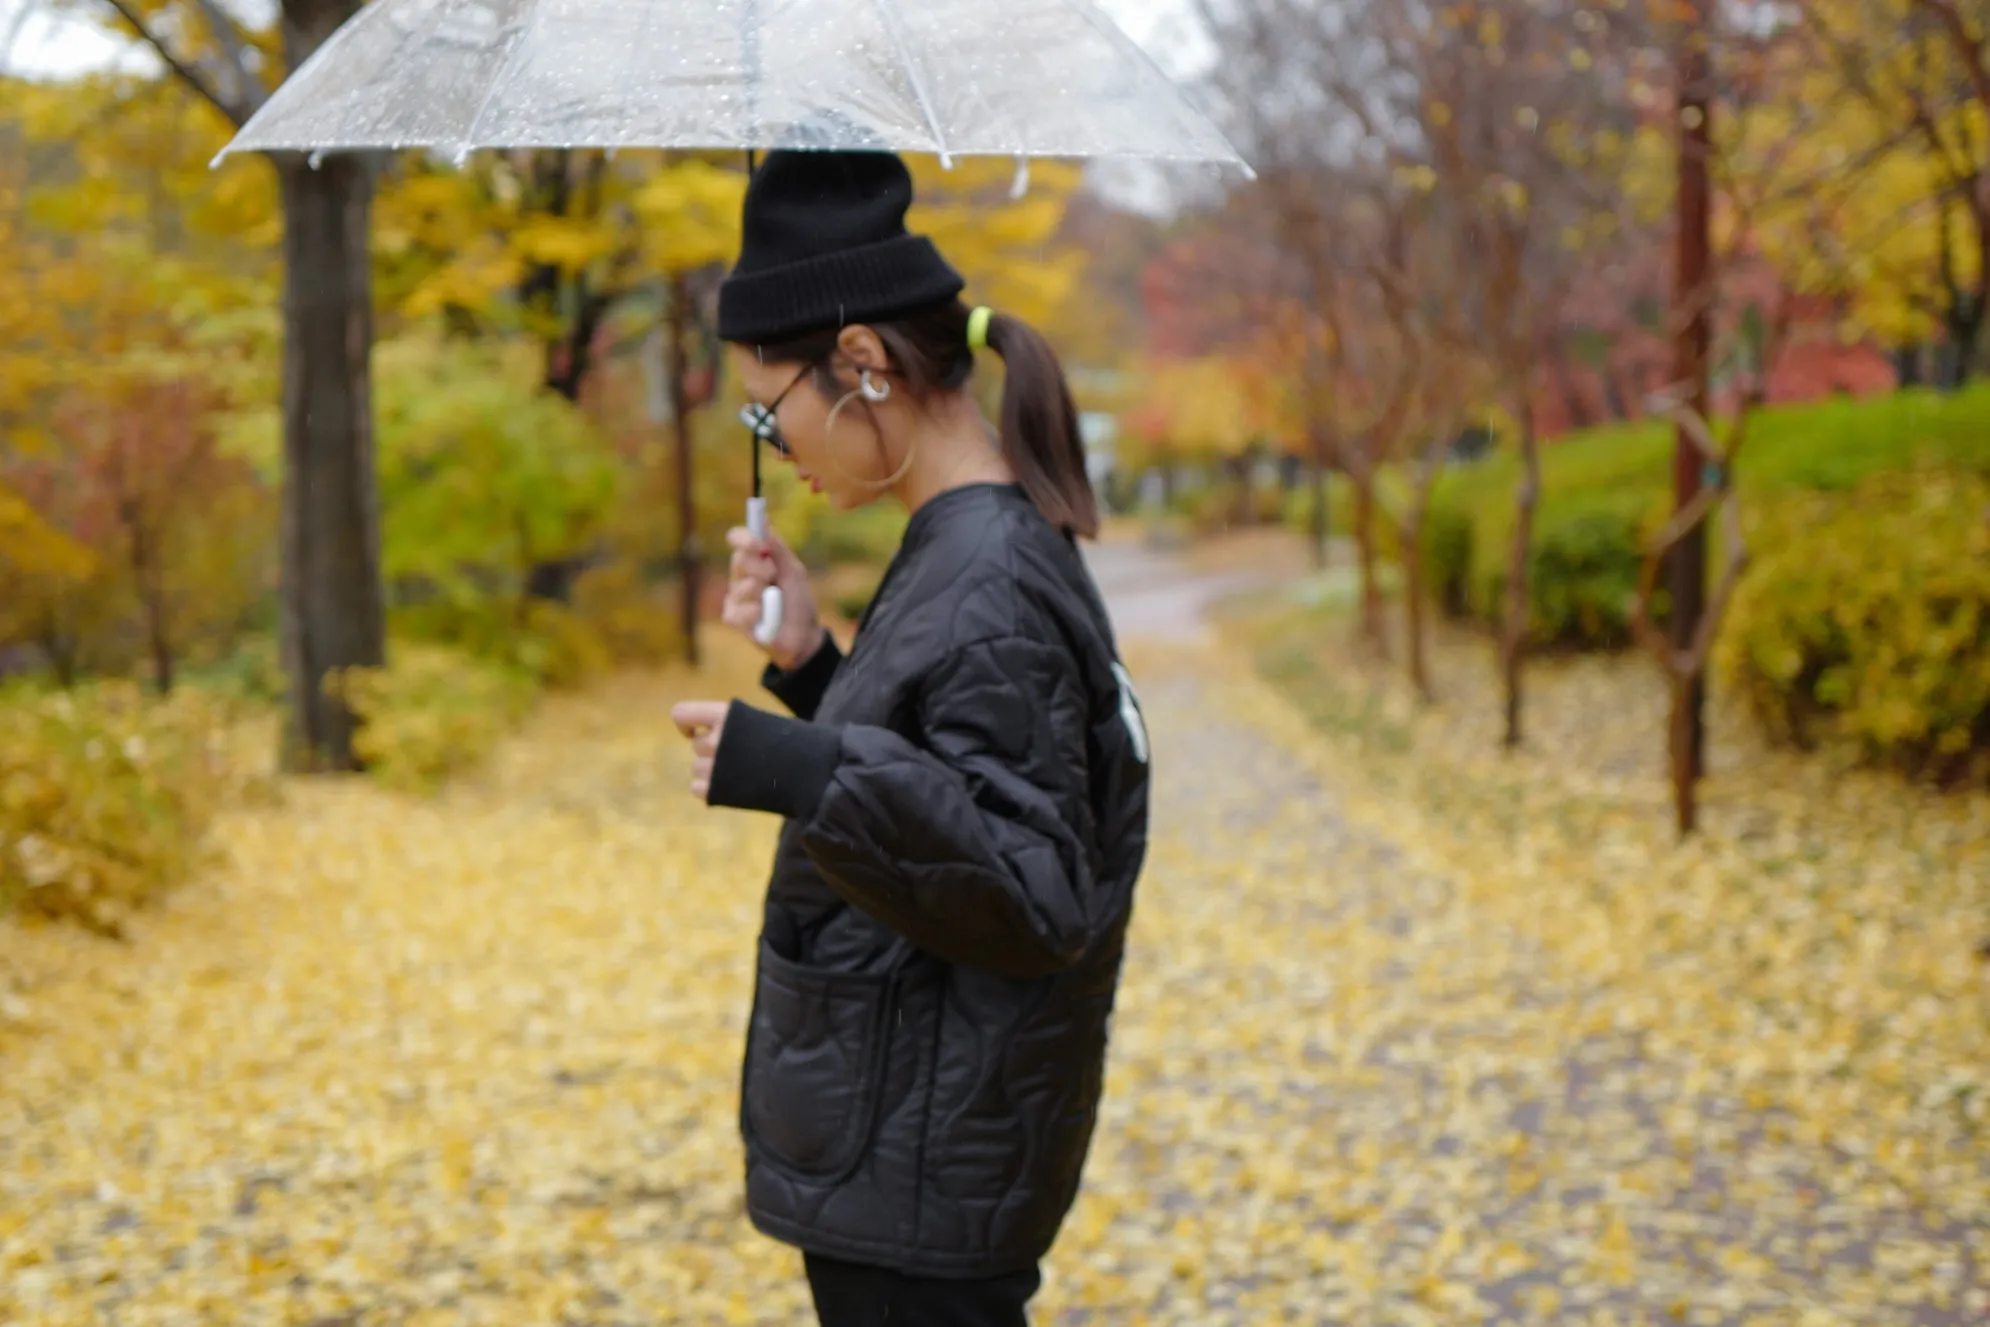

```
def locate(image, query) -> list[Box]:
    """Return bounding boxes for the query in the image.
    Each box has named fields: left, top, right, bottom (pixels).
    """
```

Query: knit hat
left=717, top=149, right=966, bottom=344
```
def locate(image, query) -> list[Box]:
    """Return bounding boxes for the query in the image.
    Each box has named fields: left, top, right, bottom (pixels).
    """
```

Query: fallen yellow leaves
left=0, top=627, right=1983, bottom=1324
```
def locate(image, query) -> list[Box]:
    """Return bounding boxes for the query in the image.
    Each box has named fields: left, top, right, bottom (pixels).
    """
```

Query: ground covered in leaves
left=3, top=599, right=1986, bottom=1323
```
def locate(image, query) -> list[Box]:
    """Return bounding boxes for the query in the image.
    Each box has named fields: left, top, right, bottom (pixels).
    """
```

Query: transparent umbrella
left=211, top=0, right=1249, bottom=173
left=213, top=0, right=1249, bottom=645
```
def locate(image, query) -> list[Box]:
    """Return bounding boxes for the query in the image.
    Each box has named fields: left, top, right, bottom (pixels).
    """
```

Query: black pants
left=803, top=1252, right=1041, bottom=1327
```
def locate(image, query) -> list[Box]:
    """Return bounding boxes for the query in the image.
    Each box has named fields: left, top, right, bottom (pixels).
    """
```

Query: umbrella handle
left=746, top=498, right=783, bottom=648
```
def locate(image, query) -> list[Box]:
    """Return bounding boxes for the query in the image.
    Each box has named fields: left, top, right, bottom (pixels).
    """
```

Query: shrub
left=331, top=643, right=537, bottom=796
left=1467, top=488, right=1658, bottom=651
left=1186, top=484, right=1241, bottom=535
left=185, top=634, right=288, bottom=706
left=387, top=598, right=615, bottom=690
left=371, top=334, right=622, bottom=608
left=1419, top=499, right=1474, bottom=619
left=0, top=682, right=262, bottom=932
left=1721, top=471, right=1990, bottom=786
left=570, top=560, right=685, bottom=668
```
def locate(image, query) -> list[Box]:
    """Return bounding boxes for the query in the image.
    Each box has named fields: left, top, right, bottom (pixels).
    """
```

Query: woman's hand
left=670, top=701, right=728, bottom=801
left=722, top=525, right=825, bottom=671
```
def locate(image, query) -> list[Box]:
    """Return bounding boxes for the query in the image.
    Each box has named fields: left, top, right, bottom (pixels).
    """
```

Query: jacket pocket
left=740, top=938, right=897, bottom=1185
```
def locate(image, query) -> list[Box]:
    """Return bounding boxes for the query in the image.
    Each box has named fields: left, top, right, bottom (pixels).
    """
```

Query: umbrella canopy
left=212, top=0, right=1249, bottom=173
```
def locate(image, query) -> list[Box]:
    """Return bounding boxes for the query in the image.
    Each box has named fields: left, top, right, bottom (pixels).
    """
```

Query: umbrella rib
left=210, top=0, right=401, bottom=160
left=458, top=0, right=551, bottom=155
left=866, top=0, right=951, bottom=165
left=1063, top=0, right=1255, bottom=178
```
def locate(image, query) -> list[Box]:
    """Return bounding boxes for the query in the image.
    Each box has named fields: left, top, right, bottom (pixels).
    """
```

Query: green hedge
left=1455, top=486, right=1662, bottom=651
left=1720, top=471, right=1990, bottom=787
left=1420, top=385, right=1990, bottom=650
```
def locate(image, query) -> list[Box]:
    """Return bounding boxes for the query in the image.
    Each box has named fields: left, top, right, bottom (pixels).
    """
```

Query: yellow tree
left=0, top=81, right=56, bottom=450
left=0, top=482, right=98, bottom=680
left=374, top=149, right=735, bottom=395
left=1119, top=354, right=1263, bottom=513
left=906, top=157, right=1088, bottom=336
left=1794, top=0, right=1990, bottom=384
left=374, top=150, right=749, bottom=621
left=1, top=72, right=273, bottom=688
left=636, top=159, right=747, bottom=663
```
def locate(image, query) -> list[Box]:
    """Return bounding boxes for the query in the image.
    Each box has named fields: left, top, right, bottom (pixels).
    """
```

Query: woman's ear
left=836, top=325, right=890, bottom=375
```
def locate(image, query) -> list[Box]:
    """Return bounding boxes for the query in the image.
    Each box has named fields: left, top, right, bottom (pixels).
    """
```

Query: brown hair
left=744, top=300, right=1100, bottom=539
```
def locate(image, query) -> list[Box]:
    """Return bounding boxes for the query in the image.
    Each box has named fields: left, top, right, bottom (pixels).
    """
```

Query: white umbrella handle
left=746, top=497, right=783, bottom=648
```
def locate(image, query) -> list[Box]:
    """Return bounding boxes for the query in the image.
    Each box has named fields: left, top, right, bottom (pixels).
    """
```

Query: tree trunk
left=1352, top=472, right=1387, bottom=656
left=137, top=551, right=174, bottom=696
left=1939, top=304, right=1982, bottom=391
left=1602, top=360, right=1633, bottom=421
left=545, top=289, right=613, bottom=403
left=1306, top=427, right=1331, bottom=569
left=669, top=272, right=701, bottom=667
left=38, top=618, right=77, bottom=690
left=1669, top=7, right=1714, bottom=792
left=1551, top=347, right=1594, bottom=431
left=145, top=600, right=175, bottom=696
left=1500, top=399, right=1540, bottom=750
left=1403, top=511, right=1432, bottom=703
left=120, top=499, right=175, bottom=696
left=1894, top=341, right=1925, bottom=389
left=275, top=152, right=385, bottom=772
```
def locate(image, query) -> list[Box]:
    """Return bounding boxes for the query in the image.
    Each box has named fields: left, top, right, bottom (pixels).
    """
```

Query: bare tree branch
left=100, top=0, right=250, bottom=128
left=189, top=0, right=269, bottom=118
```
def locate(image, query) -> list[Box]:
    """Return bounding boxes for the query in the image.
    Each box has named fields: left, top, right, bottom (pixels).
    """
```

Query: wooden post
left=667, top=273, right=700, bottom=667
left=1669, top=0, right=1715, bottom=805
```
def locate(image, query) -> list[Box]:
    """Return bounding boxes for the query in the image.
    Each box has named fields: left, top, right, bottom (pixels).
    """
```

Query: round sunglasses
left=739, top=364, right=814, bottom=459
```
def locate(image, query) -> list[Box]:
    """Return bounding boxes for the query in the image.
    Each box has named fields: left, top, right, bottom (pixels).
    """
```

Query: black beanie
left=717, top=149, right=966, bottom=345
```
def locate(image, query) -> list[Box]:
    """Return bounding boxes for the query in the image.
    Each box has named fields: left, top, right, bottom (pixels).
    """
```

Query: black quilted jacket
left=705, top=482, right=1152, bottom=1278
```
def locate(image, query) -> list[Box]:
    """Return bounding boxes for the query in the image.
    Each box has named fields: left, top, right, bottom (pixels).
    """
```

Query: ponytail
left=978, top=309, right=1101, bottom=539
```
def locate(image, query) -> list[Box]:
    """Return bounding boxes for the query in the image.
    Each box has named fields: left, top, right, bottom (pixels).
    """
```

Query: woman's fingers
left=722, top=570, right=771, bottom=636
left=672, top=702, right=726, bottom=802
left=724, top=541, right=768, bottom=576
left=671, top=700, right=728, bottom=739
left=730, top=524, right=800, bottom=578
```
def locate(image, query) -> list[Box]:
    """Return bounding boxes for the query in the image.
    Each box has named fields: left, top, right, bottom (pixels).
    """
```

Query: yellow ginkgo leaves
left=2, top=598, right=1984, bottom=1325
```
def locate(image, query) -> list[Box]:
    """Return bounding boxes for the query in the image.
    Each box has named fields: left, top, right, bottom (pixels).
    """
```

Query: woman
left=669, top=148, right=1152, bottom=1326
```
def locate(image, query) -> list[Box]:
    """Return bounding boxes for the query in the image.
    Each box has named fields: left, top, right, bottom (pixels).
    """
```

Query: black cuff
left=763, top=632, right=844, bottom=721
left=706, top=700, right=842, bottom=821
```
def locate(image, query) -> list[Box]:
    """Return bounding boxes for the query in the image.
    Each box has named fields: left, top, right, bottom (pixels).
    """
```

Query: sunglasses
left=739, top=364, right=814, bottom=459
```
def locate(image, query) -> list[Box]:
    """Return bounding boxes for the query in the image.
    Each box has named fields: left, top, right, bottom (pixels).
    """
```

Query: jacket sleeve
left=706, top=634, right=1104, bottom=980
left=760, top=631, right=844, bottom=721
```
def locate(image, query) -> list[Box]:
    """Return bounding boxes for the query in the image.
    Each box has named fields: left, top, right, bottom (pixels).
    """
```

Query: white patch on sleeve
left=1110, top=662, right=1150, bottom=765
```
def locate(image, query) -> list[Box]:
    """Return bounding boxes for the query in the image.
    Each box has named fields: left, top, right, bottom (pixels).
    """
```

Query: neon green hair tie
left=967, top=305, right=994, bottom=352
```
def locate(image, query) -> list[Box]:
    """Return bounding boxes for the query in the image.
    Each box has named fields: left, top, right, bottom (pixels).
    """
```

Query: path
left=0, top=543, right=1977, bottom=1325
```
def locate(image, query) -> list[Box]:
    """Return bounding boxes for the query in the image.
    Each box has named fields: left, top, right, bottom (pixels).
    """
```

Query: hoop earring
left=860, top=370, right=892, bottom=403
left=824, top=388, right=916, bottom=490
